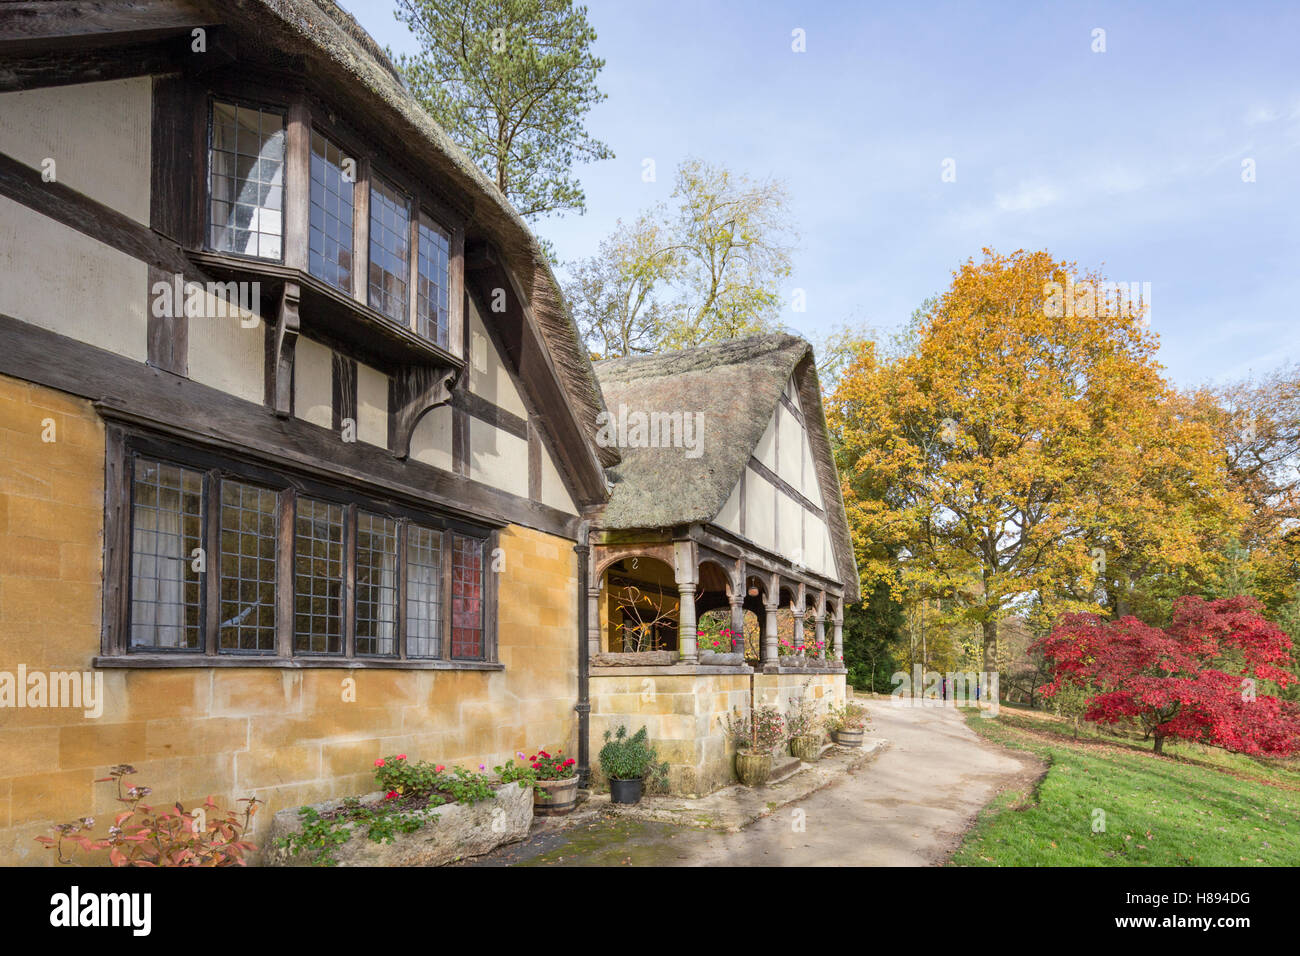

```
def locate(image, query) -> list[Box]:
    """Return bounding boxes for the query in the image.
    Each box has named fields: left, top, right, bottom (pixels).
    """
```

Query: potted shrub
left=598, top=725, right=667, bottom=804
left=523, top=748, right=580, bottom=816
left=724, top=704, right=786, bottom=786
left=826, top=701, right=870, bottom=746
left=786, top=695, right=824, bottom=762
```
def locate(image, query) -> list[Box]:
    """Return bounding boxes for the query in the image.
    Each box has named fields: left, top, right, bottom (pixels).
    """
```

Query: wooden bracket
left=271, top=281, right=300, bottom=417
left=389, top=364, right=458, bottom=459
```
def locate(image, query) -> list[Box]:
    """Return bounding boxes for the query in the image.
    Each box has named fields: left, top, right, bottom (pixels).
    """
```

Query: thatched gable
left=594, top=334, right=860, bottom=601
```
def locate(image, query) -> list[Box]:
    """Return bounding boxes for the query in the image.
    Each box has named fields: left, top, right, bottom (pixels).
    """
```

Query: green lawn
left=949, top=706, right=1300, bottom=866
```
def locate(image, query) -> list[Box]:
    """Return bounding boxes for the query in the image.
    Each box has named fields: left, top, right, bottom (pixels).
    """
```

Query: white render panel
left=745, top=466, right=776, bottom=552
left=294, top=337, right=333, bottom=428
left=0, top=78, right=152, bottom=224
left=0, top=197, right=146, bottom=361
left=801, top=429, right=824, bottom=507
left=187, top=291, right=264, bottom=405
left=715, top=472, right=742, bottom=534
left=778, top=491, right=801, bottom=560
left=356, top=361, right=388, bottom=448
left=538, top=438, right=577, bottom=515
left=777, top=404, right=802, bottom=486
left=409, top=405, right=453, bottom=471
left=467, top=297, right=527, bottom=419
left=804, top=513, right=829, bottom=577
left=469, top=418, right=529, bottom=497
left=754, top=413, right=777, bottom=470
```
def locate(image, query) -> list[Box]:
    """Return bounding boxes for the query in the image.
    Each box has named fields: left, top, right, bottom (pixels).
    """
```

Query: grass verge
left=949, top=705, right=1300, bottom=866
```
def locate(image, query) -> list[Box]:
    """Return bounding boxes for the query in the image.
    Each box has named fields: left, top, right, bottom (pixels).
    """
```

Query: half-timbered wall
left=712, top=375, right=837, bottom=580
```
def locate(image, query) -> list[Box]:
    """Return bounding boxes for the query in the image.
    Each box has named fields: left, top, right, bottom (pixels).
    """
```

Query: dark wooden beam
left=0, top=37, right=185, bottom=91
left=0, top=147, right=195, bottom=276
left=747, top=455, right=825, bottom=519
left=0, top=1, right=211, bottom=50
left=0, top=312, right=581, bottom=540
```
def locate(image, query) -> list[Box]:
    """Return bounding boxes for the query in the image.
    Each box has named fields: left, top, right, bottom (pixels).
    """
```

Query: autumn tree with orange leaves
left=828, top=249, right=1243, bottom=677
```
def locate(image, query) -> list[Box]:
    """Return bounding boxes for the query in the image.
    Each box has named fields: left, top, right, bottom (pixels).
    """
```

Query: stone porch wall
left=589, top=668, right=847, bottom=797
left=0, top=374, right=579, bottom=864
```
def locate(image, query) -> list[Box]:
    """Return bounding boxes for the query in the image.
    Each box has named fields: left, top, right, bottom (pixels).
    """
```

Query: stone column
left=763, top=601, right=779, bottom=666
left=832, top=613, right=844, bottom=662
left=587, top=585, right=602, bottom=658
left=677, top=583, right=698, bottom=663
left=792, top=608, right=805, bottom=657
left=729, top=596, right=745, bottom=653
left=815, top=613, right=826, bottom=661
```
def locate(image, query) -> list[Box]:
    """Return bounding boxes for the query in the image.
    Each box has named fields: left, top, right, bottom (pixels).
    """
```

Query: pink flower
left=397, top=754, right=407, bottom=761
left=478, top=763, right=485, bottom=770
left=435, top=764, right=445, bottom=772
left=374, top=758, right=385, bottom=767
left=385, top=791, right=398, bottom=800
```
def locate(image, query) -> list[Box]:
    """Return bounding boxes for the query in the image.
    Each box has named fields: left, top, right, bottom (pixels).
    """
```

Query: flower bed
left=267, top=755, right=532, bottom=867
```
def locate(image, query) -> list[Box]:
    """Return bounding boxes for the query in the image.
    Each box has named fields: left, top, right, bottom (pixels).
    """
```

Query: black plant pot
left=609, top=777, right=644, bottom=805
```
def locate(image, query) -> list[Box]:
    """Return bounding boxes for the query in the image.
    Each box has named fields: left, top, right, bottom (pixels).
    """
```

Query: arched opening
left=696, top=559, right=736, bottom=653
left=599, top=555, right=678, bottom=652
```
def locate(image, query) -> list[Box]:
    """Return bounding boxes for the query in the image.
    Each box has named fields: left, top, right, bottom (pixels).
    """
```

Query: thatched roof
left=226, top=0, right=618, bottom=471
left=594, top=334, right=859, bottom=600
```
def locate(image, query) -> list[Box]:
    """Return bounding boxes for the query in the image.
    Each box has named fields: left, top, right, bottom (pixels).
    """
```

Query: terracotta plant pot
left=833, top=728, right=865, bottom=747
left=533, top=775, right=580, bottom=816
left=735, top=750, right=773, bottom=787
left=790, top=734, right=822, bottom=762
left=609, top=778, right=643, bottom=805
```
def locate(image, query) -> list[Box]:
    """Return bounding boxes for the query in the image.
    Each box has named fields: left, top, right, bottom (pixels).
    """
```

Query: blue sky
left=344, top=0, right=1299, bottom=389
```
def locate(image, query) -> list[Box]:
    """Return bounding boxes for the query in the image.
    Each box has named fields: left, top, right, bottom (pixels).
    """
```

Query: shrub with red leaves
left=1032, top=595, right=1300, bottom=756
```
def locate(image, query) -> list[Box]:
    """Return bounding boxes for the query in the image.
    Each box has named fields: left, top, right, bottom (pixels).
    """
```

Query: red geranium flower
left=374, top=758, right=385, bottom=767
left=386, top=791, right=398, bottom=800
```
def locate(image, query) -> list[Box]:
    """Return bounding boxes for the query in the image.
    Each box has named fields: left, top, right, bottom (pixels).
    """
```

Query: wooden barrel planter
left=790, top=734, right=822, bottom=762
left=833, top=728, right=865, bottom=747
left=735, top=750, right=773, bottom=787
left=534, top=775, right=579, bottom=816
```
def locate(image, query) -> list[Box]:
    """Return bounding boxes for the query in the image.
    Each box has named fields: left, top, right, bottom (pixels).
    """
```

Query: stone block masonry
left=0, top=374, right=580, bottom=864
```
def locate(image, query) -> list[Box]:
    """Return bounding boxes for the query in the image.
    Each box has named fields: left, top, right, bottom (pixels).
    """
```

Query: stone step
left=769, top=753, right=802, bottom=785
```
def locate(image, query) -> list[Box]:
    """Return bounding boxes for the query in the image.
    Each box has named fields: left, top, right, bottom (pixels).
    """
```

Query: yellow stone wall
left=0, top=374, right=579, bottom=864
left=589, top=670, right=846, bottom=796
left=754, top=672, right=846, bottom=718
left=590, top=671, right=752, bottom=796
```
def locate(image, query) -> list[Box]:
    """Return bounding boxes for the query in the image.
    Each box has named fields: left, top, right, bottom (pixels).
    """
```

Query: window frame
left=101, top=429, right=499, bottom=669
left=204, top=93, right=289, bottom=265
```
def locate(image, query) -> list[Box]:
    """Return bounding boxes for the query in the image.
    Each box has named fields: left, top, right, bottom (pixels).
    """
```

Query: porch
left=585, top=525, right=847, bottom=794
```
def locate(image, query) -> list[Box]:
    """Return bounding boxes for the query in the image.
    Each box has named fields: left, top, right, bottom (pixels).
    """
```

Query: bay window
left=201, top=92, right=464, bottom=359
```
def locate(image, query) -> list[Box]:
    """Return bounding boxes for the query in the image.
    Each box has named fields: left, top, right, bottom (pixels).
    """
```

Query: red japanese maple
left=1032, top=595, right=1300, bottom=756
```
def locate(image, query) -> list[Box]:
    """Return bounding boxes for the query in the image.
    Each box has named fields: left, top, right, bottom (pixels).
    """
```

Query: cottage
left=0, top=0, right=857, bottom=861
